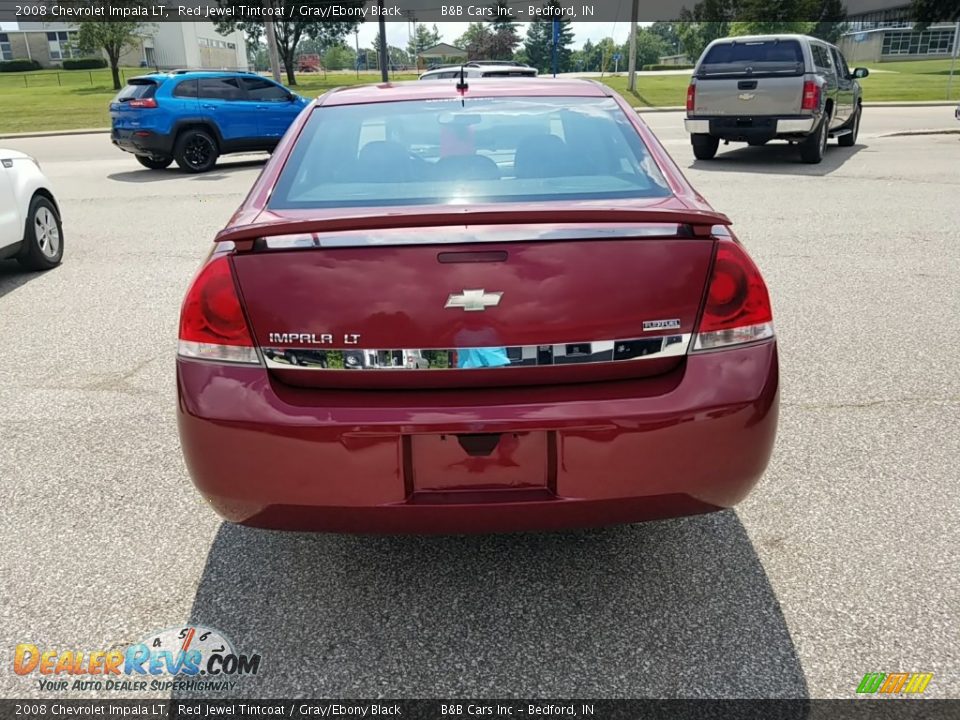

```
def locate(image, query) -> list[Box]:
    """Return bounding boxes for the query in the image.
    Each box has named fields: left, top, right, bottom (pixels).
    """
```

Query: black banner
left=1, top=0, right=958, bottom=23
left=3, top=700, right=960, bottom=720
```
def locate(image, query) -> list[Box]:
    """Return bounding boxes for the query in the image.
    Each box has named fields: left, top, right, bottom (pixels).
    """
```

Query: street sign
left=613, top=53, right=622, bottom=61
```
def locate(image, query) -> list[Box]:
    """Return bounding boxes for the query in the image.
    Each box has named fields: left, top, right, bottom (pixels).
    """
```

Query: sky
left=0, top=21, right=645, bottom=50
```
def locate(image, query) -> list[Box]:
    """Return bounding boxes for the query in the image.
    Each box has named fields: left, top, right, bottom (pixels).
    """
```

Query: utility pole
left=378, top=0, right=389, bottom=82
left=551, top=20, right=559, bottom=77
left=355, top=30, right=360, bottom=79
left=627, top=0, right=638, bottom=92
left=264, top=19, right=282, bottom=83
left=947, top=21, right=960, bottom=100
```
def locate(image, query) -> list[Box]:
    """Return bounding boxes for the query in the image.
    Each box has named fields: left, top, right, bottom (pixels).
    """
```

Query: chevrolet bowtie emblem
left=445, top=289, right=503, bottom=312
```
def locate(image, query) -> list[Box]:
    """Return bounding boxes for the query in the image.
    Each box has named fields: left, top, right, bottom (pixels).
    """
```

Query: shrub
left=62, top=57, right=107, bottom=70
left=643, top=63, right=695, bottom=71
left=0, top=59, right=42, bottom=72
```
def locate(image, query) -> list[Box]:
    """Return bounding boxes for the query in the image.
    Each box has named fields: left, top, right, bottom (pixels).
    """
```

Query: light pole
left=627, top=0, right=638, bottom=92
left=378, top=0, right=389, bottom=82
left=264, top=19, right=282, bottom=83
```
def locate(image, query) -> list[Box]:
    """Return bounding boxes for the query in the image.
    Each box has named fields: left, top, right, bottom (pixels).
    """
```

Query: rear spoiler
left=215, top=207, right=732, bottom=248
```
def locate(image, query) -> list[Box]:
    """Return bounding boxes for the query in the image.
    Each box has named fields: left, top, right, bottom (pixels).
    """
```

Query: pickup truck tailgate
left=694, top=76, right=803, bottom=116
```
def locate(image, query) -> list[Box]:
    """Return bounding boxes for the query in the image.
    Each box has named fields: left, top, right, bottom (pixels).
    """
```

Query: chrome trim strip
left=262, top=334, right=692, bottom=371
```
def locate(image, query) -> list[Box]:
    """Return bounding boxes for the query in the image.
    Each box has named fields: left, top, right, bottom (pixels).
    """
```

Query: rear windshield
left=114, top=80, right=159, bottom=102
left=699, top=40, right=804, bottom=76
left=270, top=96, right=671, bottom=210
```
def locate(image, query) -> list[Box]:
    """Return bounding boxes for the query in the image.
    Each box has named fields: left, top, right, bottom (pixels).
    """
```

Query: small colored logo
left=13, top=625, right=261, bottom=693
left=856, top=672, right=933, bottom=695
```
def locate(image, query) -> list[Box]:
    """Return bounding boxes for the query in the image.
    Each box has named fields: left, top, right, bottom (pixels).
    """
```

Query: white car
left=0, top=149, right=63, bottom=270
left=419, top=63, right=538, bottom=80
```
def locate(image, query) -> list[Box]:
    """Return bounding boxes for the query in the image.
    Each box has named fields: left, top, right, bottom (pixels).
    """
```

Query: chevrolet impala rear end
left=176, top=80, right=778, bottom=534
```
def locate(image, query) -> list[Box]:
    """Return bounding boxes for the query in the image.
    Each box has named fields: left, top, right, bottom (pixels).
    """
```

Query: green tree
left=810, top=0, right=849, bottom=44
left=213, top=4, right=361, bottom=85
left=912, top=0, right=960, bottom=29
left=75, top=21, right=149, bottom=90
left=728, top=21, right=817, bottom=35
left=622, top=28, right=670, bottom=68
left=523, top=20, right=552, bottom=72
left=488, top=1, right=521, bottom=60
left=408, top=23, right=442, bottom=58
left=649, top=22, right=682, bottom=55
left=456, top=23, right=493, bottom=59
left=676, top=22, right=730, bottom=62
left=322, top=43, right=357, bottom=71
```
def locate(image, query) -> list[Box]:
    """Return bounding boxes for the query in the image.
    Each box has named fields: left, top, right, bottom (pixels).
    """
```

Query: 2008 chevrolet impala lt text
left=175, top=78, right=779, bottom=534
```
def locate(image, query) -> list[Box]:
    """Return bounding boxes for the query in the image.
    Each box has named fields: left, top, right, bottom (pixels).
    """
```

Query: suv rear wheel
left=136, top=155, right=172, bottom=170
left=691, top=133, right=720, bottom=160
left=799, top=113, right=830, bottom=164
left=174, top=129, right=219, bottom=173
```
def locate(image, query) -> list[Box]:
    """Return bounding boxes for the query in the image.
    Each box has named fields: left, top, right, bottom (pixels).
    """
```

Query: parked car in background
left=420, top=63, right=538, bottom=80
left=685, top=35, right=868, bottom=163
left=0, top=149, right=63, bottom=270
left=176, top=78, right=779, bottom=534
left=110, top=70, right=309, bottom=173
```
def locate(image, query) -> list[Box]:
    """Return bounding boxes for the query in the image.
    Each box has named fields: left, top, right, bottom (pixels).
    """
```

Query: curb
left=879, top=128, right=960, bottom=137
left=0, top=128, right=110, bottom=140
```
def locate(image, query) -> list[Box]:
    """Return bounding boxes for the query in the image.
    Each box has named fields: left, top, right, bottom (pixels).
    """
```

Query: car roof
left=130, top=70, right=260, bottom=82
left=321, top=78, right=608, bottom=106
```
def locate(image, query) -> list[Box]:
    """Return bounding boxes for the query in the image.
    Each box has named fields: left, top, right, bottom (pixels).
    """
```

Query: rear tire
left=838, top=105, right=861, bottom=147
left=174, top=129, right=219, bottom=173
left=135, top=155, right=172, bottom=170
left=691, top=133, right=719, bottom=160
left=17, top=195, right=63, bottom=271
left=799, top=113, right=829, bottom=164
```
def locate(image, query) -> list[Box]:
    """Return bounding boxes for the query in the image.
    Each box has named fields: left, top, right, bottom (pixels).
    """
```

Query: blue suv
left=110, top=71, right=309, bottom=173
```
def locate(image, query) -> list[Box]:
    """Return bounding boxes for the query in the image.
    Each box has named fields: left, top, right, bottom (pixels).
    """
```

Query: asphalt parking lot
left=1, top=106, right=958, bottom=699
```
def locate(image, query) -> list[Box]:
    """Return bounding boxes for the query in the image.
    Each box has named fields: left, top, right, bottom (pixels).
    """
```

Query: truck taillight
left=693, top=242, right=774, bottom=351
left=801, top=81, right=820, bottom=111
left=128, top=98, right=158, bottom=109
left=686, top=83, right=696, bottom=113
left=178, top=256, right=260, bottom=364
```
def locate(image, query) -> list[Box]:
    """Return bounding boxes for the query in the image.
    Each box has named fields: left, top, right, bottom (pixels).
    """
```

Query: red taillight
left=128, top=98, right=158, bottom=108
left=801, top=81, right=820, bottom=111
left=178, top=257, right=259, bottom=364
left=686, top=83, right=696, bottom=113
left=693, top=242, right=774, bottom=351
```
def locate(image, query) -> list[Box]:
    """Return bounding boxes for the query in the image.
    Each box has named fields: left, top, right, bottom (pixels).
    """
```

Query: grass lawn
left=0, top=60, right=957, bottom=134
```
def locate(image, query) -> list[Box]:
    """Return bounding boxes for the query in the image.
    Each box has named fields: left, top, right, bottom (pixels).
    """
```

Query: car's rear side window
left=700, top=40, right=804, bottom=76
left=198, top=77, right=244, bottom=101
left=173, top=79, right=198, bottom=98
left=242, top=77, right=289, bottom=101
left=114, top=80, right=158, bottom=102
left=270, top=96, right=671, bottom=210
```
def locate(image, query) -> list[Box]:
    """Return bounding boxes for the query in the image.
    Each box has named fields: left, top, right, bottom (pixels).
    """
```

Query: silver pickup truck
left=684, top=34, right=869, bottom=164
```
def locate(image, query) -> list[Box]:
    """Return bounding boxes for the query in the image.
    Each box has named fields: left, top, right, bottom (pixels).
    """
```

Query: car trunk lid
left=221, top=204, right=728, bottom=388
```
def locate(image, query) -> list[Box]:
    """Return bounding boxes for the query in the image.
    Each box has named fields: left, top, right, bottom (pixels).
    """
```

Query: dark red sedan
left=176, top=78, right=778, bottom=534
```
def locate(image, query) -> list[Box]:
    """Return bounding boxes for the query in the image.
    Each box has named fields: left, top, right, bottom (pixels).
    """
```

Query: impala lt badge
left=643, top=319, right=681, bottom=331
left=268, top=332, right=361, bottom=345
left=445, top=289, right=503, bottom=312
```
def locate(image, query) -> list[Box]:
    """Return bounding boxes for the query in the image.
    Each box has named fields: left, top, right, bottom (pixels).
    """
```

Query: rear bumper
left=111, top=128, right=173, bottom=157
left=686, top=116, right=816, bottom=138
left=177, top=341, right=779, bottom=534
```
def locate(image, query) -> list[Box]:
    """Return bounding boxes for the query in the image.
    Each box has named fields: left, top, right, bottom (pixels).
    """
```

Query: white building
left=9, top=21, right=248, bottom=70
